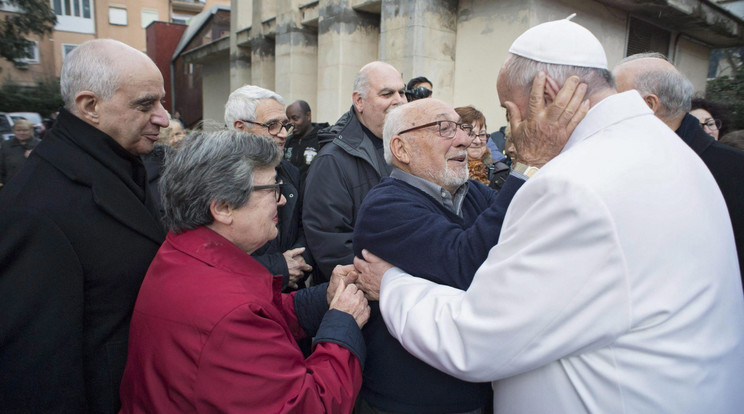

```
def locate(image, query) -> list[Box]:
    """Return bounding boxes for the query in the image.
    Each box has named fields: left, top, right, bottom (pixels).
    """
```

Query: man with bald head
left=0, top=39, right=168, bottom=412
left=613, top=53, right=744, bottom=283
left=303, top=61, right=407, bottom=282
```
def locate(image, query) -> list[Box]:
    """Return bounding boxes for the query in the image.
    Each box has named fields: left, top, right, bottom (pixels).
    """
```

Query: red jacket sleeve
left=193, top=302, right=362, bottom=413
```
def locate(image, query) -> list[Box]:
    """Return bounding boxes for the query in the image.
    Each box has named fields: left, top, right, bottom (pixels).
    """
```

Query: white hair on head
left=382, top=104, right=410, bottom=165
left=353, top=69, right=371, bottom=101
left=60, top=39, right=143, bottom=111
left=501, top=53, right=616, bottom=100
left=616, top=53, right=693, bottom=118
left=224, top=85, right=284, bottom=129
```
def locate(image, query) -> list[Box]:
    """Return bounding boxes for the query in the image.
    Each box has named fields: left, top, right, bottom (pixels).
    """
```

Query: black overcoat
left=676, top=113, right=744, bottom=286
left=0, top=109, right=165, bottom=413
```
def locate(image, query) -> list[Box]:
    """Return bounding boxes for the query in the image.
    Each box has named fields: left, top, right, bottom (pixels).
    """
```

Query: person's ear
left=353, top=91, right=364, bottom=114
left=234, top=120, right=247, bottom=132
left=544, top=76, right=560, bottom=105
left=210, top=200, right=233, bottom=225
left=391, top=135, right=411, bottom=165
left=75, top=91, right=100, bottom=125
left=643, top=94, right=661, bottom=114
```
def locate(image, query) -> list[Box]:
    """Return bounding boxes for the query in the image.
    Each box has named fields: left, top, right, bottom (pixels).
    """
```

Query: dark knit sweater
left=353, top=174, right=523, bottom=413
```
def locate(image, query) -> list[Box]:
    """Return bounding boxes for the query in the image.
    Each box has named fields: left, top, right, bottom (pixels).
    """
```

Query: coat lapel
left=35, top=127, right=165, bottom=245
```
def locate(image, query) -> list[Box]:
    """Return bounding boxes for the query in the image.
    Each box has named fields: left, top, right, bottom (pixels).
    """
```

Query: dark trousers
left=354, top=397, right=485, bottom=414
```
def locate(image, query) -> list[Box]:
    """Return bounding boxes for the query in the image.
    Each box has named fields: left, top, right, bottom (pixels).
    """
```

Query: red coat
left=119, top=226, right=362, bottom=413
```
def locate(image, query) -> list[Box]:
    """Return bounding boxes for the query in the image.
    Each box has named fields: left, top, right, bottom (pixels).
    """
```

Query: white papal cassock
left=380, top=90, right=744, bottom=413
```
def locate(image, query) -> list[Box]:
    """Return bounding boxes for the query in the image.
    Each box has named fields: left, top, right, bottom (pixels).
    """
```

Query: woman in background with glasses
left=456, top=106, right=494, bottom=186
left=691, top=97, right=730, bottom=140
left=119, top=130, right=369, bottom=413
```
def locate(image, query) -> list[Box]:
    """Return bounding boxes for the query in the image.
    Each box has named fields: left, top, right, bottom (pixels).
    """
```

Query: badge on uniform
left=304, top=147, right=317, bottom=165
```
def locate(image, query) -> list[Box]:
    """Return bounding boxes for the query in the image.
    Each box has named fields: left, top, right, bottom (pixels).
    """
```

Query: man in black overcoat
left=0, top=39, right=168, bottom=413
left=614, top=53, right=744, bottom=287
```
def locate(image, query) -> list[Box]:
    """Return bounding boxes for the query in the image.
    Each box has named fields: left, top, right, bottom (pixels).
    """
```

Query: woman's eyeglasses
left=252, top=180, right=283, bottom=202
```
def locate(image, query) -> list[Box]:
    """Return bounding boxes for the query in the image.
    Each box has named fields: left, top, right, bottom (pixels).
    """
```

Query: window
left=109, top=7, right=128, bottom=25
left=53, top=0, right=94, bottom=34
left=141, top=9, right=159, bottom=28
left=626, top=16, right=670, bottom=57
left=0, top=0, right=21, bottom=12
left=62, top=44, right=78, bottom=60
left=18, top=41, right=39, bottom=64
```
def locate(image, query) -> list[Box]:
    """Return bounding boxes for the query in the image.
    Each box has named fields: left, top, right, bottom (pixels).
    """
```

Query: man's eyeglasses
left=241, top=119, right=294, bottom=137
left=252, top=180, right=283, bottom=202
left=700, top=119, right=722, bottom=131
left=398, top=120, right=474, bottom=139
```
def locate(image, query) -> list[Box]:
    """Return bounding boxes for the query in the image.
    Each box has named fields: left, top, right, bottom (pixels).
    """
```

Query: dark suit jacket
left=0, top=109, right=165, bottom=413
left=676, top=113, right=744, bottom=285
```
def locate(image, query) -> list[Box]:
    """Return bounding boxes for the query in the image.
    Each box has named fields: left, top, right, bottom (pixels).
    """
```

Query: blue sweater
left=353, top=175, right=523, bottom=413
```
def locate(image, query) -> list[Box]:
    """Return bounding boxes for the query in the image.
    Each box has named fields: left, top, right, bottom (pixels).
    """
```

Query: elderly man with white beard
left=354, top=17, right=744, bottom=414
left=351, top=92, right=587, bottom=414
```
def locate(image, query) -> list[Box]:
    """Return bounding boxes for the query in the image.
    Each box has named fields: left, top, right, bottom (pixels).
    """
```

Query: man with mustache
left=351, top=92, right=587, bottom=413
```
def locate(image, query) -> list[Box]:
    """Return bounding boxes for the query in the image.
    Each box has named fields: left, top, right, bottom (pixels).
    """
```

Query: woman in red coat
left=119, top=130, right=369, bottom=413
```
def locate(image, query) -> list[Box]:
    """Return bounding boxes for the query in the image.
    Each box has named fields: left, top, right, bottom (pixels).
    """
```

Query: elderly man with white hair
left=613, top=53, right=744, bottom=286
left=356, top=17, right=744, bottom=413
left=225, top=85, right=313, bottom=292
left=0, top=39, right=168, bottom=412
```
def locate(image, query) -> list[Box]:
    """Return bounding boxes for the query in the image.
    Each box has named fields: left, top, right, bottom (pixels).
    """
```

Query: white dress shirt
left=380, top=91, right=744, bottom=413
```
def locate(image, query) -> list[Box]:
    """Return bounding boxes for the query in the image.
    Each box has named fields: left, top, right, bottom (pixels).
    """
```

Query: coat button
left=289, top=193, right=294, bottom=198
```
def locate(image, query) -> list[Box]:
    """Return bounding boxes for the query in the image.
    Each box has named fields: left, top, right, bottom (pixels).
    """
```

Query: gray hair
left=353, top=69, right=371, bottom=100
left=382, top=104, right=409, bottom=164
left=617, top=53, right=693, bottom=118
left=60, top=39, right=135, bottom=111
left=501, top=53, right=616, bottom=100
left=224, top=85, right=284, bottom=128
left=159, top=129, right=282, bottom=233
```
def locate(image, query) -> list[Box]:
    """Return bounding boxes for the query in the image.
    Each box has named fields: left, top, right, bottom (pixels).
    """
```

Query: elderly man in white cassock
left=355, top=16, right=744, bottom=414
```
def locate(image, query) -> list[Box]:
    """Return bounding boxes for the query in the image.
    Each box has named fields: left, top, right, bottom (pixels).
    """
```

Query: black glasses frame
left=252, top=180, right=283, bottom=202
left=398, top=120, right=474, bottom=139
left=700, top=119, right=722, bottom=131
left=241, top=119, right=295, bottom=137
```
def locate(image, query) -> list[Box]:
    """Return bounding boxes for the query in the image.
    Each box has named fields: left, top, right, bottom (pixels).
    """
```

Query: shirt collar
left=563, top=90, right=653, bottom=154
left=391, top=167, right=469, bottom=216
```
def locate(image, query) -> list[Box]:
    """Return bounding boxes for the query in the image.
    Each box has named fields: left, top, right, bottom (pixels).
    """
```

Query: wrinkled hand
left=505, top=72, right=590, bottom=167
left=327, top=264, right=359, bottom=305
left=353, top=250, right=394, bottom=301
left=329, top=280, right=370, bottom=329
left=283, top=247, right=312, bottom=289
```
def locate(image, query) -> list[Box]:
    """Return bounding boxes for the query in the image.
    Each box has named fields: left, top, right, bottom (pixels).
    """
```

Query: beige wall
left=453, top=0, right=628, bottom=131
left=0, top=20, right=58, bottom=88
left=674, top=37, right=713, bottom=95
left=202, top=60, right=232, bottom=125
left=210, top=0, right=722, bottom=128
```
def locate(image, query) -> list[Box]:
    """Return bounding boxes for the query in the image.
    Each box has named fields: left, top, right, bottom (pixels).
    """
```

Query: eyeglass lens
left=268, top=122, right=294, bottom=136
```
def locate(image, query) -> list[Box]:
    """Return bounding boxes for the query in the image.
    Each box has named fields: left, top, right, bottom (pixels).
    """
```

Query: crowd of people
left=1, top=15, right=743, bottom=414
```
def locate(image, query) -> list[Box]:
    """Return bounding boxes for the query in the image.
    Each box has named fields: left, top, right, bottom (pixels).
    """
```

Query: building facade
left=175, top=0, right=744, bottom=130
left=0, top=0, right=229, bottom=91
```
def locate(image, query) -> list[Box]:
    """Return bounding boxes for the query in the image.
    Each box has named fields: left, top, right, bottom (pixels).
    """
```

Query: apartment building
left=0, top=0, right=229, bottom=88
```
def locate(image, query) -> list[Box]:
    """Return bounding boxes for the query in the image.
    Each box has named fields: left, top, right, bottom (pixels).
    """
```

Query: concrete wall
left=202, top=60, right=232, bottom=125
left=275, top=0, right=319, bottom=110
left=675, top=37, right=714, bottom=95
left=453, top=0, right=627, bottom=131
left=381, top=0, right=457, bottom=104
left=317, top=0, right=379, bottom=123
left=209, top=0, right=728, bottom=128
